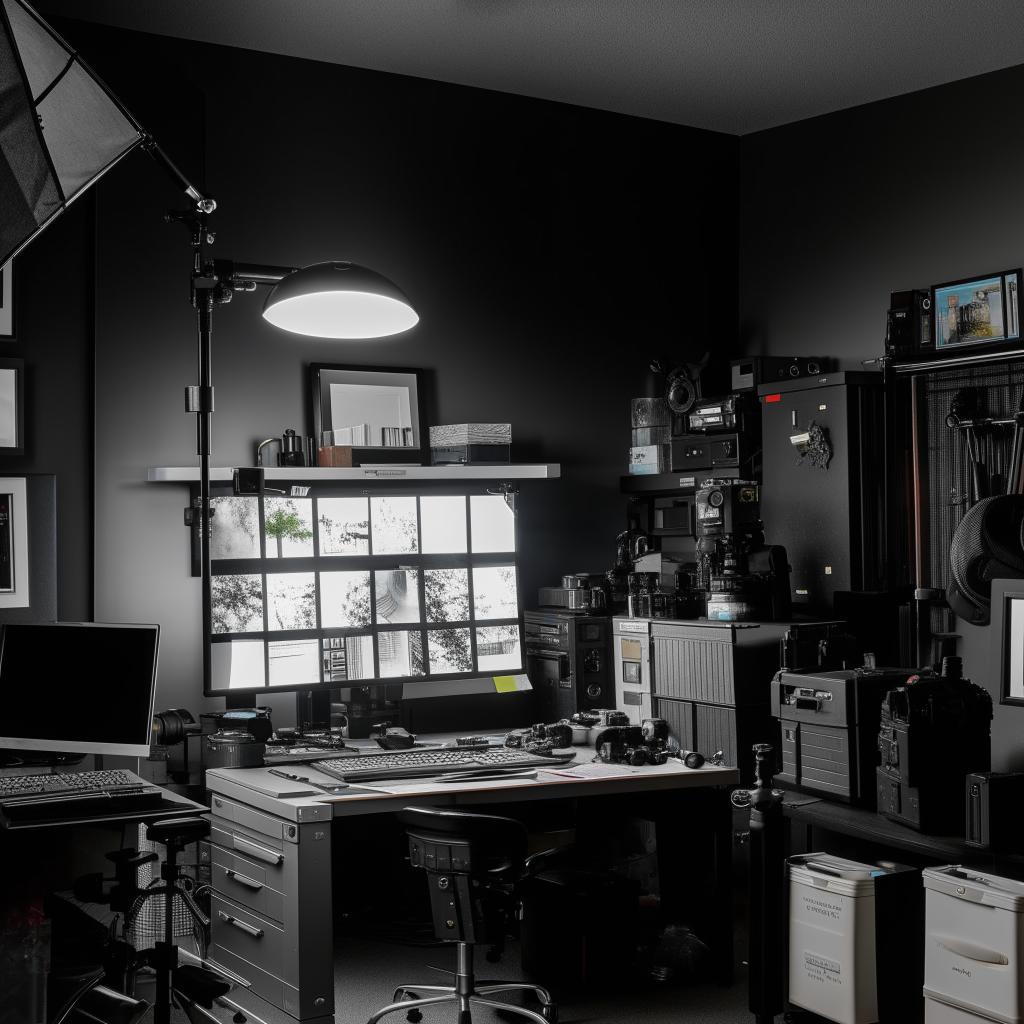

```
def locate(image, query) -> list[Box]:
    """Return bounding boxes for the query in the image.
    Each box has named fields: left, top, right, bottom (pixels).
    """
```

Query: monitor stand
left=0, top=748, right=85, bottom=769
left=224, top=693, right=257, bottom=711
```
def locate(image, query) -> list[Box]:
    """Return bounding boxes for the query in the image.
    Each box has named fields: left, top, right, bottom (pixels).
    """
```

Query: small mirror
left=427, top=627, right=473, bottom=673
left=320, top=571, right=372, bottom=628
left=310, top=364, right=424, bottom=463
left=266, top=573, right=317, bottom=631
left=211, top=639, right=265, bottom=690
left=211, top=574, right=264, bottom=633
left=211, top=497, right=261, bottom=560
left=269, top=639, right=320, bottom=687
left=265, top=497, right=314, bottom=558
left=378, top=629, right=424, bottom=678
left=470, top=495, right=516, bottom=553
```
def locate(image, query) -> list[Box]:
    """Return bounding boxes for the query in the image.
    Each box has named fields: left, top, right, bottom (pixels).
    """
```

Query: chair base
left=366, top=943, right=555, bottom=1024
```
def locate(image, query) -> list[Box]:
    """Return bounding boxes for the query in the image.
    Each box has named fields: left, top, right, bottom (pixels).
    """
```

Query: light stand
left=165, top=191, right=302, bottom=696
left=153, top=139, right=417, bottom=695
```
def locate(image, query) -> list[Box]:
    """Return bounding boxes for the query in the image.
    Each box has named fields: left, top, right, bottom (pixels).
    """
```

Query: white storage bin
left=927, top=996, right=999, bottom=1024
left=788, top=853, right=884, bottom=1024
left=924, top=866, right=1024, bottom=1024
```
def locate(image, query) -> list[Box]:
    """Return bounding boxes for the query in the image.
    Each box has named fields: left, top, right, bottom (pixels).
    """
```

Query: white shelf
left=147, top=464, right=561, bottom=483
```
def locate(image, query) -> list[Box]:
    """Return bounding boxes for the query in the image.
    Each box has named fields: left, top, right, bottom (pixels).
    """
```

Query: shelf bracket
left=487, top=481, right=519, bottom=514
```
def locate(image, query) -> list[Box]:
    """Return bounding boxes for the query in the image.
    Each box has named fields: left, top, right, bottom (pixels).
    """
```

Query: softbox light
left=0, top=0, right=143, bottom=267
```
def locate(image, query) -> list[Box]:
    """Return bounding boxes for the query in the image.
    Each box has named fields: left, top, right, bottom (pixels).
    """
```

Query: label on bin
left=802, top=951, right=843, bottom=987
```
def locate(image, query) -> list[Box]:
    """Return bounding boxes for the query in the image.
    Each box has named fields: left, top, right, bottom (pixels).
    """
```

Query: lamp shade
left=262, top=261, right=418, bottom=339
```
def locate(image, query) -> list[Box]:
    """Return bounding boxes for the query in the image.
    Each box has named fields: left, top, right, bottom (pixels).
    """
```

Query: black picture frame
left=309, top=363, right=426, bottom=466
left=993, top=578, right=1024, bottom=706
left=0, top=357, right=24, bottom=453
left=0, top=475, right=58, bottom=622
left=0, top=260, right=12, bottom=338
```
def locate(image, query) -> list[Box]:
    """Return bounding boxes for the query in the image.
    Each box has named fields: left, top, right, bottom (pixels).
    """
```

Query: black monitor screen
left=0, top=622, right=159, bottom=755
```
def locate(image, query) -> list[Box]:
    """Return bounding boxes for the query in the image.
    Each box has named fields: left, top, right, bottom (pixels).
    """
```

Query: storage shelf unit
left=148, top=464, right=561, bottom=483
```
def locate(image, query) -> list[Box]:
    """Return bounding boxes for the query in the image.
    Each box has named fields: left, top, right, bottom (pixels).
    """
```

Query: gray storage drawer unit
left=207, top=792, right=335, bottom=1023
left=651, top=620, right=788, bottom=706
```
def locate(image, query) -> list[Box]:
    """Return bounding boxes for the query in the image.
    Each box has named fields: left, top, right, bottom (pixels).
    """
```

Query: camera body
left=593, top=717, right=671, bottom=766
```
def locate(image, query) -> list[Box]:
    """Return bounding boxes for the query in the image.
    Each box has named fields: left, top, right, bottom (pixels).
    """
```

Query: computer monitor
left=0, top=622, right=160, bottom=757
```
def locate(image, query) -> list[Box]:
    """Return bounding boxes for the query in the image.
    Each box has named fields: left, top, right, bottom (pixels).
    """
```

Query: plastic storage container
left=923, top=865, right=1024, bottom=1024
left=926, top=997, right=996, bottom=1023
left=788, top=854, right=884, bottom=1024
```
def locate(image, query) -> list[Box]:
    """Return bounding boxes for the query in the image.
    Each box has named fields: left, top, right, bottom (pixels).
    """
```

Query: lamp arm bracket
left=141, top=133, right=216, bottom=214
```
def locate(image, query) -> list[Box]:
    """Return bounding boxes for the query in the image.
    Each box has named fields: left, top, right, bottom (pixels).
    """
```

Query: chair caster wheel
left=542, top=1006, right=558, bottom=1023
left=406, top=1011, right=422, bottom=1023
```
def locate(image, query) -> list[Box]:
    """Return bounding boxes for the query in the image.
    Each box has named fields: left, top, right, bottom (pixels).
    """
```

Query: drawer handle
left=219, top=911, right=264, bottom=939
left=233, top=838, right=284, bottom=866
left=224, top=869, right=263, bottom=891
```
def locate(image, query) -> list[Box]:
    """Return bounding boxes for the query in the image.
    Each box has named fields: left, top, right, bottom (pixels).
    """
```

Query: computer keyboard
left=313, top=747, right=574, bottom=783
left=0, top=769, right=163, bottom=824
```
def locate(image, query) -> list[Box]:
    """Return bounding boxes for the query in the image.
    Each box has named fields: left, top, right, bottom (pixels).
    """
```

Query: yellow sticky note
left=493, top=676, right=518, bottom=693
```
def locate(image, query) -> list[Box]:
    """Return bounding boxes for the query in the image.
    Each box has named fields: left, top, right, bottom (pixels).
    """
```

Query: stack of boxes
left=629, top=397, right=671, bottom=475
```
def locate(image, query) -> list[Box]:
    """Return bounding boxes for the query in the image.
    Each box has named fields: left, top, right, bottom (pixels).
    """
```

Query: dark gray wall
left=740, top=65, right=1024, bottom=770
left=0, top=199, right=94, bottom=624
left=59, top=22, right=739, bottom=715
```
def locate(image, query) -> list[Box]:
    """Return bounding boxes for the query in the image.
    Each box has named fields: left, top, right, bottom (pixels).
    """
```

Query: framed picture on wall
left=0, top=358, right=23, bottom=452
left=0, top=478, right=29, bottom=609
left=0, top=261, right=12, bottom=338
left=310, top=363, right=426, bottom=465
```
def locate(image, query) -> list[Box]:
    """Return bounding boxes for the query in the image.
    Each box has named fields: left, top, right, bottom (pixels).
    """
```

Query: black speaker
left=966, top=771, right=1024, bottom=850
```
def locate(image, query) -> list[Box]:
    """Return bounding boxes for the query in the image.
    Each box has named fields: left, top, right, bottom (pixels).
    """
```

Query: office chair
left=366, top=807, right=557, bottom=1024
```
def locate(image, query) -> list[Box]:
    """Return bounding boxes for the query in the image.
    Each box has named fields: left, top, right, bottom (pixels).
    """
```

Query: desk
left=200, top=740, right=739, bottom=1024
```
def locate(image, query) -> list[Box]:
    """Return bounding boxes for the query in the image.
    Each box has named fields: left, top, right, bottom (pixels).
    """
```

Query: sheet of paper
left=541, top=762, right=650, bottom=779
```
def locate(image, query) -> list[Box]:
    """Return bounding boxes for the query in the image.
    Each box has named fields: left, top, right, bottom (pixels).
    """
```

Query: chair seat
left=400, top=807, right=528, bottom=876
left=146, top=816, right=210, bottom=848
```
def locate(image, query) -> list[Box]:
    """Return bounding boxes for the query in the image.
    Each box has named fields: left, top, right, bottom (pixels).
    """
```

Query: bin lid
left=788, top=852, right=885, bottom=897
left=923, top=865, right=1024, bottom=913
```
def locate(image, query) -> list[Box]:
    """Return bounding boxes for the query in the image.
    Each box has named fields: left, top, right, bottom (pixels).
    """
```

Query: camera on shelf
left=695, top=479, right=791, bottom=622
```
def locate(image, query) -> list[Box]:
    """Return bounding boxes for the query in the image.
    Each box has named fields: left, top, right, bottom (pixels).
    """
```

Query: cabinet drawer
left=211, top=895, right=287, bottom=979
left=210, top=824, right=289, bottom=888
left=211, top=847, right=286, bottom=922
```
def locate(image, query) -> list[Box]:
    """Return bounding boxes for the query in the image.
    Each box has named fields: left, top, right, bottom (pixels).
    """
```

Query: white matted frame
left=0, top=261, right=12, bottom=338
left=0, top=358, right=23, bottom=452
left=0, top=478, right=30, bottom=609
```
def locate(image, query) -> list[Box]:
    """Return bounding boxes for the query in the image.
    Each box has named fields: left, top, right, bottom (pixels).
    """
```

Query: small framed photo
left=0, top=358, right=23, bottom=452
left=932, top=269, right=1021, bottom=351
left=310, top=363, right=425, bottom=465
left=0, top=260, right=12, bottom=338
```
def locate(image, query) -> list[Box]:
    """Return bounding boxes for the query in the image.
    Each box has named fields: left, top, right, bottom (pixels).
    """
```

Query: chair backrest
left=399, top=806, right=527, bottom=878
